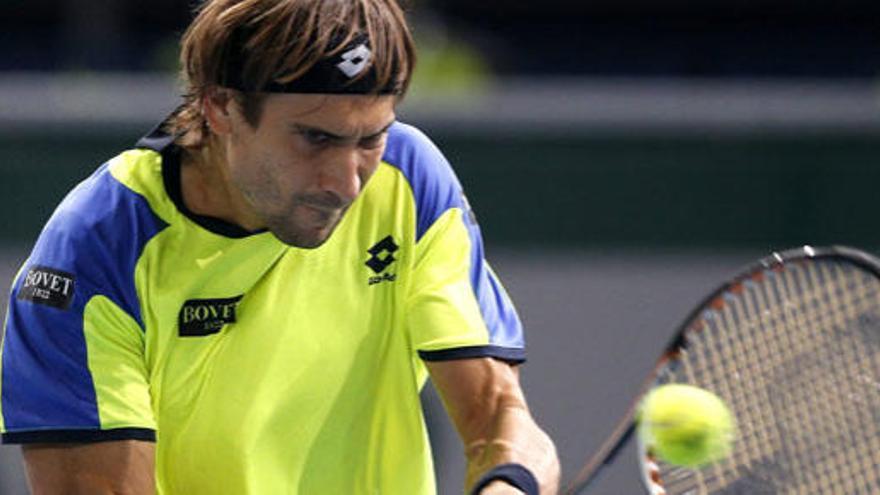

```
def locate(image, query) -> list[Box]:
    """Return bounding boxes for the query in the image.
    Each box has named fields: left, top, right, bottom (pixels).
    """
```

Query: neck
left=179, top=139, right=264, bottom=231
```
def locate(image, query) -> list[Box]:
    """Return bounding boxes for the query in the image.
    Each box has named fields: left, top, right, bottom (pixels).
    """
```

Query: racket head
left=636, top=245, right=880, bottom=494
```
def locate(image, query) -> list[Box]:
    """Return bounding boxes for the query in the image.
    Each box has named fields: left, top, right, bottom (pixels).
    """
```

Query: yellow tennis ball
left=638, top=384, right=735, bottom=467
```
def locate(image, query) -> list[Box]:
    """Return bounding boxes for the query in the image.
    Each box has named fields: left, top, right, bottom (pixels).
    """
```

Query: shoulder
left=22, top=153, right=169, bottom=323
left=382, top=122, right=448, bottom=172
left=39, top=153, right=168, bottom=257
left=382, top=122, right=469, bottom=240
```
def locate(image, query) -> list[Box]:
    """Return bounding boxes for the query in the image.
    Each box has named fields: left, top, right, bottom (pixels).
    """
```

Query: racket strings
left=651, top=259, right=880, bottom=494
left=782, top=264, right=867, bottom=493
left=812, top=263, right=880, bottom=492
left=755, top=263, right=879, bottom=494
left=661, top=277, right=794, bottom=494
left=819, top=263, right=880, bottom=492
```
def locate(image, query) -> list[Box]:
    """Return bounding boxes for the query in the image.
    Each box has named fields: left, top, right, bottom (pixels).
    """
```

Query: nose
left=318, top=149, right=363, bottom=204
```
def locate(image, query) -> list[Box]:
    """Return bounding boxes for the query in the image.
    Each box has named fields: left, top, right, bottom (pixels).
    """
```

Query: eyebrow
left=290, top=119, right=396, bottom=141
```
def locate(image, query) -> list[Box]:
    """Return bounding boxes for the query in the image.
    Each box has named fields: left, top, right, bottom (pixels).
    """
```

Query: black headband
left=220, top=33, right=402, bottom=94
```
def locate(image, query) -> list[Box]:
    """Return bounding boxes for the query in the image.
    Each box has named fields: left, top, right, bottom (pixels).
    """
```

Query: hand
left=478, top=480, right=524, bottom=494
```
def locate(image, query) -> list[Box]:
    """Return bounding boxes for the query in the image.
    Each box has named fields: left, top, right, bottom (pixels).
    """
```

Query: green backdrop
left=2, top=130, right=878, bottom=249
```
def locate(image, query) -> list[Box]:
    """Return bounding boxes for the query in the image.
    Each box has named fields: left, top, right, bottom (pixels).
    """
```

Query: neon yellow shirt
left=1, top=121, right=524, bottom=493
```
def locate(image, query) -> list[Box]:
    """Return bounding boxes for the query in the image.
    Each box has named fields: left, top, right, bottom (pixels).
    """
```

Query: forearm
left=426, top=358, right=559, bottom=494
left=464, top=398, right=560, bottom=494
left=23, top=441, right=155, bottom=495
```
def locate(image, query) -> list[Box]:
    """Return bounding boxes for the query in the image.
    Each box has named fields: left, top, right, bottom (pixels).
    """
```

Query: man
left=0, top=0, right=560, bottom=493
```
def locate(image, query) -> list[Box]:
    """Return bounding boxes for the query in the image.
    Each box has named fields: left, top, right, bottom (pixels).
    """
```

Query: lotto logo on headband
left=337, top=44, right=372, bottom=78
left=221, top=32, right=400, bottom=94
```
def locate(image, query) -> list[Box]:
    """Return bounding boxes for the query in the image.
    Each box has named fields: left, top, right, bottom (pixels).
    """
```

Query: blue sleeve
left=383, top=123, right=525, bottom=363
left=1, top=163, right=166, bottom=443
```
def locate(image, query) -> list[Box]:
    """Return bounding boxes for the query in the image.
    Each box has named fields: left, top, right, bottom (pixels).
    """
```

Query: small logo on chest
left=178, top=295, right=244, bottom=337
left=366, top=235, right=398, bottom=285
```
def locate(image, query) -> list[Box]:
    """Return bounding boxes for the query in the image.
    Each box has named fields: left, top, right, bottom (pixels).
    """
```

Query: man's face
left=221, top=92, right=396, bottom=248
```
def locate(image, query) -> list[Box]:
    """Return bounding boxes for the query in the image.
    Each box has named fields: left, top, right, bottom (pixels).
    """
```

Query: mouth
left=300, top=204, right=342, bottom=227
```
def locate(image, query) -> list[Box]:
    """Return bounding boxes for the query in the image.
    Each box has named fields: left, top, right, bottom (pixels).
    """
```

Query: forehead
left=260, top=93, right=396, bottom=130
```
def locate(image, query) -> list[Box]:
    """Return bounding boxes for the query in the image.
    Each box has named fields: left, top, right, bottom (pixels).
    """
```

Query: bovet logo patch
left=17, top=266, right=75, bottom=310
left=178, top=295, right=244, bottom=337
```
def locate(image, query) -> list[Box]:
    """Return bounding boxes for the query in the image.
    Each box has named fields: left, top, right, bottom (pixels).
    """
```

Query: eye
left=359, top=132, right=387, bottom=150
left=300, top=129, right=333, bottom=146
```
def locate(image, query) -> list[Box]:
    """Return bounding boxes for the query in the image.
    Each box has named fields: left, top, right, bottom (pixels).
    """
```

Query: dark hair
left=167, top=0, right=416, bottom=147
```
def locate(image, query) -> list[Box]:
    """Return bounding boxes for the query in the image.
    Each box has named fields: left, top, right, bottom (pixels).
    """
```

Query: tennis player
left=0, top=0, right=559, bottom=493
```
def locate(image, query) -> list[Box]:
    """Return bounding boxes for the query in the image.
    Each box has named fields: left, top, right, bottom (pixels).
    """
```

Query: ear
left=202, top=87, right=235, bottom=136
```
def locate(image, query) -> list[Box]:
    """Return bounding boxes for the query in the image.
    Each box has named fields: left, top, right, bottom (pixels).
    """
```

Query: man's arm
left=22, top=440, right=155, bottom=495
left=426, top=357, right=560, bottom=494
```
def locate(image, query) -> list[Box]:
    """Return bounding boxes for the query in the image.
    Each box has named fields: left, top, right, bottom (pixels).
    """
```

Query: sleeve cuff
left=418, top=345, right=526, bottom=364
left=2, top=427, right=156, bottom=444
left=470, top=463, right=539, bottom=495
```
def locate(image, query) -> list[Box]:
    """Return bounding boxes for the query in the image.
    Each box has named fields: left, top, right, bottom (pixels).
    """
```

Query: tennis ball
left=638, top=384, right=734, bottom=467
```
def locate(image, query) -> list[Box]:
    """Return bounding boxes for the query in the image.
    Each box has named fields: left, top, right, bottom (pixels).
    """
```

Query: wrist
left=479, top=480, right=524, bottom=494
left=470, top=463, right=538, bottom=495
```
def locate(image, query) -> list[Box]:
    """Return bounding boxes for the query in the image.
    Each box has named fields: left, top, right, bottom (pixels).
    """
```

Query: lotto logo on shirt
left=17, top=266, right=76, bottom=310
left=178, top=295, right=244, bottom=337
left=366, top=235, right=399, bottom=285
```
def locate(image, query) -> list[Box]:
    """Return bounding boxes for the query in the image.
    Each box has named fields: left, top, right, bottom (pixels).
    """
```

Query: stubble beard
left=233, top=154, right=355, bottom=248
left=263, top=199, right=349, bottom=249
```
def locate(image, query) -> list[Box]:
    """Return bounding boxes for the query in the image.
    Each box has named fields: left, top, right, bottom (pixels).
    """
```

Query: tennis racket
left=565, top=245, right=880, bottom=494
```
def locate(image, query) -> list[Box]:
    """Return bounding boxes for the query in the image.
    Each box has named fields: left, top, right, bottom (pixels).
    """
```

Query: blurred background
left=1, top=0, right=878, bottom=493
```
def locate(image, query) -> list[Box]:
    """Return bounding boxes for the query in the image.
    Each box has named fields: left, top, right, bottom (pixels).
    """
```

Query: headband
left=220, top=33, right=402, bottom=94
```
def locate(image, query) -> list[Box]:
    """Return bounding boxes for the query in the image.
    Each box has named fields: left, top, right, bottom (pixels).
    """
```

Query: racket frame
left=563, top=245, right=880, bottom=495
